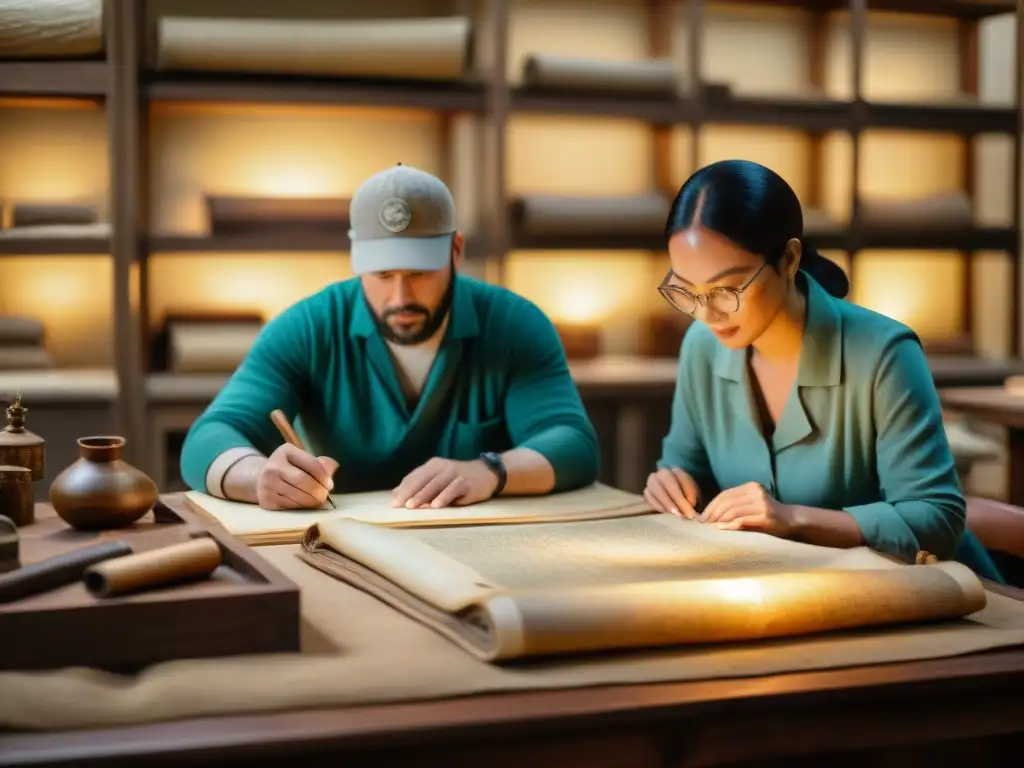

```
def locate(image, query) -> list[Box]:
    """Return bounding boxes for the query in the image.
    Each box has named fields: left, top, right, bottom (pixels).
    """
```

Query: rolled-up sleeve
left=503, top=301, right=600, bottom=491
left=843, top=335, right=966, bottom=562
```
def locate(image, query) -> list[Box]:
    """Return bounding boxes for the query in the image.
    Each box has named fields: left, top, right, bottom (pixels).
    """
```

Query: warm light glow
left=699, top=126, right=815, bottom=205
left=0, top=104, right=109, bottom=216
left=507, top=115, right=654, bottom=196
left=0, top=257, right=113, bottom=367
left=859, top=131, right=965, bottom=197
left=852, top=251, right=965, bottom=339
left=246, top=166, right=338, bottom=198
left=147, top=254, right=353, bottom=325
left=149, top=107, right=445, bottom=233
left=505, top=252, right=666, bottom=353
left=826, top=12, right=961, bottom=101
left=711, top=577, right=766, bottom=605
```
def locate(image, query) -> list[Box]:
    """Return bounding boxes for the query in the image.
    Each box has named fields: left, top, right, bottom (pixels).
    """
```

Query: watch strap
left=478, top=451, right=507, bottom=497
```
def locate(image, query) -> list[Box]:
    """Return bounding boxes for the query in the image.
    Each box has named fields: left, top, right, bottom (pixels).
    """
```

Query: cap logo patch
left=379, top=197, right=412, bottom=233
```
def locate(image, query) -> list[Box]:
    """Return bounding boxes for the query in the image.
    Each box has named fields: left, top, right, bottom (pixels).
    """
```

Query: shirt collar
left=713, top=271, right=843, bottom=387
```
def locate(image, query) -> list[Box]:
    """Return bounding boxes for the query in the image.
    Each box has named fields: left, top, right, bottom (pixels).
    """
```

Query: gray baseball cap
left=348, top=163, right=456, bottom=275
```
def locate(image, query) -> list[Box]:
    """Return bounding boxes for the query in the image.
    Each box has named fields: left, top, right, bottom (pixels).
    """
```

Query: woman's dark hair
left=664, top=159, right=849, bottom=299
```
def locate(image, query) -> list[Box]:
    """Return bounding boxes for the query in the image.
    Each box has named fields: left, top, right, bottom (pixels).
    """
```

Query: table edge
left=3, top=646, right=1024, bottom=765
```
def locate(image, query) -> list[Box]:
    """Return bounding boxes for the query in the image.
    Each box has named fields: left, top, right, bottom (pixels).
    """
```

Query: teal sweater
left=180, top=275, right=600, bottom=494
left=659, top=272, right=1002, bottom=581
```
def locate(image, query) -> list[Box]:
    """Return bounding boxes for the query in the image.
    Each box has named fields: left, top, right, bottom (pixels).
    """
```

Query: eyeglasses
left=658, top=261, right=769, bottom=315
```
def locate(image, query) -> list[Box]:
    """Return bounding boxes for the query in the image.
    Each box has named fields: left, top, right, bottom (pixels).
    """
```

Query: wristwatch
left=478, top=451, right=507, bottom=498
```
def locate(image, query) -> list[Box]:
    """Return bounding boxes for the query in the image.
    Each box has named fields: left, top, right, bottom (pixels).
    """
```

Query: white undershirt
left=384, top=314, right=448, bottom=404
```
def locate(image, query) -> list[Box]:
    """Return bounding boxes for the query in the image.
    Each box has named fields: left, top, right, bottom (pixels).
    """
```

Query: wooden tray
left=0, top=494, right=300, bottom=673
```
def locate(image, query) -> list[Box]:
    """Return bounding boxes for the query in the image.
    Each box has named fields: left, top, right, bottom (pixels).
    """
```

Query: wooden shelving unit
left=0, top=0, right=1022, bottom=481
left=0, top=60, right=108, bottom=98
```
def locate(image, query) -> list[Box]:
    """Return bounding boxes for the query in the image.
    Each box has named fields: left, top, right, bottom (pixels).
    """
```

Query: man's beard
left=372, top=271, right=455, bottom=346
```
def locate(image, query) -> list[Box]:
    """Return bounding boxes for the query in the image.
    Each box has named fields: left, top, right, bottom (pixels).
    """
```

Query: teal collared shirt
left=660, top=272, right=998, bottom=577
left=180, top=275, right=600, bottom=494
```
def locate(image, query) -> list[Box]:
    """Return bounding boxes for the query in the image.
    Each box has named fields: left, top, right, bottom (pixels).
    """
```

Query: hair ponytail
left=799, top=244, right=849, bottom=299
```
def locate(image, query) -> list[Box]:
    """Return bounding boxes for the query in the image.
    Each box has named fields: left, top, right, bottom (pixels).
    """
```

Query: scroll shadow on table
left=299, top=516, right=989, bottom=664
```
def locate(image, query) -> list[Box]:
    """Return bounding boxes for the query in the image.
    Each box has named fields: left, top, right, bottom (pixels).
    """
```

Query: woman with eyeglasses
left=645, top=158, right=1002, bottom=581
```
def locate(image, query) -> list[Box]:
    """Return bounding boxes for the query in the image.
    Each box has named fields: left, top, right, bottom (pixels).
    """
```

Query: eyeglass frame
left=658, top=260, right=770, bottom=316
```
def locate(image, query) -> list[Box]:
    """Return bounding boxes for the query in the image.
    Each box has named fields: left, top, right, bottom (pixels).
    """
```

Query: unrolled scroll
left=84, top=536, right=222, bottom=598
left=156, top=16, right=472, bottom=81
left=300, top=516, right=989, bottom=662
left=0, top=0, right=103, bottom=58
left=0, top=540, right=131, bottom=603
left=513, top=194, right=669, bottom=237
left=11, top=203, right=97, bottom=228
left=206, top=195, right=349, bottom=236
left=522, top=54, right=680, bottom=95
left=859, top=192, right=973, bottom=230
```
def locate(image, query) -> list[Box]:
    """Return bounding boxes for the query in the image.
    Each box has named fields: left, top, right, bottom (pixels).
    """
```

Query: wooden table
left=3, top=582, right=1024, bottom=768
left=940, top=387, right=1024, bottom=505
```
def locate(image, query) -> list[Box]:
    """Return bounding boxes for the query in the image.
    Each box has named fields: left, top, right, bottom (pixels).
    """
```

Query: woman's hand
left=644, top=467, right=701, bottom=519
left=701, top=482, right=795, bottom=536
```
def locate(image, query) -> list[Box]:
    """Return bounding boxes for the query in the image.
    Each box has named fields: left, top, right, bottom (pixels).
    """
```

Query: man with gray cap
left=179, top=163, right=600, bottom=511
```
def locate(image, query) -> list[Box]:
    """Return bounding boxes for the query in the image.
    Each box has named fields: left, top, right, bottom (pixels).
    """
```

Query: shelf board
left=509, top=227, right=1018, bottom=254
left=510, top=87, right=686, bottom=123
left=863, top=101, right=1017, bottom=134
left=859, top=227, right=1017, bottom=252
left=0, top=61, right=107, bottom=99
left=148, top=232, right=350, bottom=253
left=737, top=0, right=1014, bottom=17
left=144, top=72, right=488, bottom=112
left=704, top=96, right=852, bottom=131
left=512, top=232, right=667, bottom=252
left=511, top=88, right=1015, bottom=135
left=0, top=234, right=110, bottom=255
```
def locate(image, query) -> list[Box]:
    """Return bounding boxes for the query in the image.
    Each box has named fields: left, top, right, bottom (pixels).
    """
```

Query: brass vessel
left=0, top=394, right=45, bottom=482
left=50, top=436, right=158, bottom=531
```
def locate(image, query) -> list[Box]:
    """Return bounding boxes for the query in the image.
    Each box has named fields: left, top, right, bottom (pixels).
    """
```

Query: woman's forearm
left=786, top=505, right=866, bottom=549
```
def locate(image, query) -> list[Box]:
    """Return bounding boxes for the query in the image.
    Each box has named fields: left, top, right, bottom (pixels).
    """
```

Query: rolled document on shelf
left=858, top=191, right=973, bottom=230
left=522, top=53, right=680, bottom=95
left=512, top=194, right=670, bottom=236
left=10, top=203, right=98, bottom=228
left=0, top=0, right=103, bottom=57
left=156, top=16, right=472, bottom=81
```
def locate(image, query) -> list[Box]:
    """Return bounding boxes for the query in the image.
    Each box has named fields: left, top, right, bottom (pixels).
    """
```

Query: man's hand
left=644, top=467, right=700, bottom=519
left=700, top=481, right=795, bottom=536
left=392, top=457, right=499, bottom=509
left=256, top=443, right=339, bottom=510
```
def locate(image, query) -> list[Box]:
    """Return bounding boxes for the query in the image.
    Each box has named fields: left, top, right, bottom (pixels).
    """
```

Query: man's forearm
left=220, top=454, right=268, bottom=503
left=498, top=447, right=556, bottom=496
